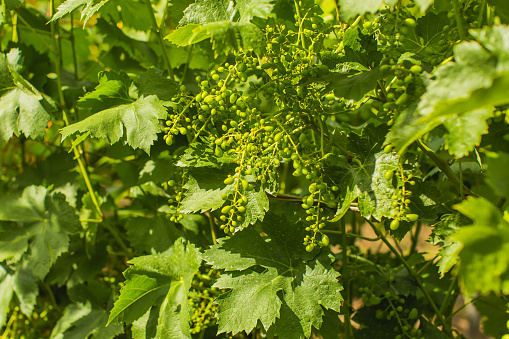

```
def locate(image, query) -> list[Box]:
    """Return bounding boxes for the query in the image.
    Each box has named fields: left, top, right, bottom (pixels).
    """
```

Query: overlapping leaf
left=327, top=124, right=400, bottom=221
left=125, top=216, right=184, bottom=254
left=387, top=25, right=509, bottom=154
left=203, top=211, right=343, bottom=337
left=0, top=186, right=81, bottom=279
left=50, top=301, right=123, bottom=339
left=60, top=71, right=167, bottom=154
left=338, top=0, right=398, bottom=21
left=0, top=49, right=55, bottom=142
left=108, top=239, right=201, bottom=338
left=51, top=0, right=110, bottom=26
left=452, top=197, right=509, bottom=295
left=0, top=266, right=14, bottom=330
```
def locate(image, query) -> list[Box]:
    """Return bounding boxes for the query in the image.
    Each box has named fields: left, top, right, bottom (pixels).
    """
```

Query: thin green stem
left=323, top=229, right=381, bottom=242
left=452, top=0, right=467, bottom=40
left=366, top=220, right=453, bottom=336
left=103, top=222, right=132, bottom=255
left=206, top=212, right=218, bottom=245
left=70, top=12, right=79, bottom=80
left=417, top=139, right=474, bottom=196
left=42, top=282, right=60, bottom=312
left=180, top=45, right=194, bottom=86
left=446, top=294, right=483, bottom=322
left=50, top=0, right=103, bottom=218
left=439, top=275, right=459, bottom=321
left=144, top=0, right=174, bottom=80
left=340, top=218, right=351, bottom=339
left=477, top=0, right=486, bottom=28
left=409, top=221, right=421, bottom=255
left=294, top=0, right=306, bottom=49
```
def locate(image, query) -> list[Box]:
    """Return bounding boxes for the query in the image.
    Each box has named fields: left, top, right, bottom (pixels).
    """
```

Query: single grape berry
left=390, top=219, right=400, bottom=230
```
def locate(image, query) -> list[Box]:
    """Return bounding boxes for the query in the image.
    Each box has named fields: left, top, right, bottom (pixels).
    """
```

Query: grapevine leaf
left=487, top=0, right=509, bottom=23
left=327, top=124, right=399, bottom=221
left=443, top=108, right=493, bottom=157
left=429, top=214, right=469, bottom=277
left=179, top=0, right=235, bottom=25
left=340, top=27, right=382, bottom=68
left=402, top=12, right=448, bottom=54
left=0, top=49, right=55, bottom=142
left=327, top=68, right=382, bottom=101
left=452, top=197, right=509, bottom=295
left=77, top=70, right=133, bottom=113
left=5, top=0, right=24, bottom=10
left=167, top=21, right=265, bottom=57
left=180, top=167, right=236, bottom=213
left=51, top=0, right=110, bottom=26
left=177, top=142, right=235, bottom=168
left=236, top=0, right=275, bottom=22
left=415, top=0, right=434, bottom=12
left=486, top=151, right=509, bottom=199
left=388, top=25, right=509, bottom=152
left=101, top=0, right=151, bottom=31
left=203, top=212, right=343, bottom=337
left=13, top=269, right=39, bottom=317
left=337, top=0, right=384, bottom=21
left=107, top=239, right=201, bottom=339
left=474, top=293, right=509, bottom=339
left=50, top=302, right=123, bottom=339
left=125, top=216, right=184, bottom=254
left=0, top=266, right=14, bottom=330
left=137, top=68, right=178, bottom=102
left=239, top=187, right=269, bottom=230
left=0, top=186, right=81, bottom=279
left=61, top=95, right=167, bottom=154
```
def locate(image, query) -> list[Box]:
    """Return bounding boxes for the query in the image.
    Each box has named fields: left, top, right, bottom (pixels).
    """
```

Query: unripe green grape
left=396, top=92, right=409, bottom=106
left=406, top=214, right=419, bottom=222
left=321, top=234, right=329, bottom=246
left=410, top=65, right=423, bottom=74
left=376, top=309, right=384, bottom=319
left=408, top=308, right=418, bottom=319
left=224, top=176, right=234, bottom=185
left=306, top=244, right=315, bottom=252
left=384, top=144, right=393, bottom=154
left=385, top=169, right=394, bottom=180
left=404, top=18, right=417, bottom=28
left=390, top=219, right=400, bottom=230
left=306, top=195, right=314, bottom=206
left=221, top=205, right=232, bottom=214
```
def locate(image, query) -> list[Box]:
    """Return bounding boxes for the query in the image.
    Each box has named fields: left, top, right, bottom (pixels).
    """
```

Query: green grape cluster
left=166, top=10, right=343, bottom=241
left=384, top=162, right=419, bottom=230
left=188, top=267, right=220, bottom=335
left=166, top=176, right=186, bottom=223
left=359, top=271, right=423, bottom=339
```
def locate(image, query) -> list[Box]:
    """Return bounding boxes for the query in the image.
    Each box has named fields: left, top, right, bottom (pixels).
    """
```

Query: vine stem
left=439, top=275, right=459, bottom=322
left=323, top=229, right=381, bottom=242
left=452, top=0, right=467, bottom=40
left=206, top=212, right=218, bottom=245
left=366, top=220, right=453, bottom=336
left=50, top=0, right=102, bottom=218
left=144, top=0, right=174, bottom=81
left=340, top=218, right=352, bottom=338
left=416, top=139, right=474, bottom=196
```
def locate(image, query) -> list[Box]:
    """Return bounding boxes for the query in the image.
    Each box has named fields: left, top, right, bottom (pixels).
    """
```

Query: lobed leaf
left=61, top=95, right=167, bottom=154
left=203, top=211, right=343, bottom=337
left=0, top=186, right=81, bottom=279
left=108, top=239, right=201, bottom=339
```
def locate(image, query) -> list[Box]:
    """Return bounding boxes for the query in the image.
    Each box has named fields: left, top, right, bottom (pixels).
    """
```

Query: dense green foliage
left=1, top=0, right=509, bottom=338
